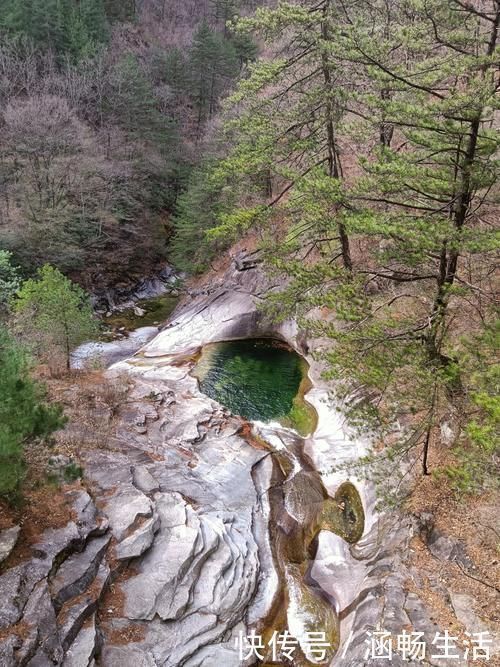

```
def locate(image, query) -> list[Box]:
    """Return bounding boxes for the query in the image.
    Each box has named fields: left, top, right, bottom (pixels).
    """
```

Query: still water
left=193, top=338, right=315, bottom=434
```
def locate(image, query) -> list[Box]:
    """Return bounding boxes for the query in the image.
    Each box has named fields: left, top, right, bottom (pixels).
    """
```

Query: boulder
left=116, top=515, right=160, bottom=561
left=0, top=526, right=20, bottom=564
left=70, top=490, right=109, bottom=539
left=62, top=614, right=97, bottom=667
left=131, top=466, right=160, bottom=495
left=104, top=488, right=153, bottom=541
left=31, top=522, right=81, bottom=562
left=450, top=591, right=500, bottom=655
left=404, top=591, right=441, bottom=649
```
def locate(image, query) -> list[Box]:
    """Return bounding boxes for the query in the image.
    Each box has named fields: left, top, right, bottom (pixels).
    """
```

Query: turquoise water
left=194, top=338, right=307, bottom=425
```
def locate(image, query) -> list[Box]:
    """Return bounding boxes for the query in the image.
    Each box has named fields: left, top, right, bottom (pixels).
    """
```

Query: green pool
left=193, top=338, right=316, bottom=435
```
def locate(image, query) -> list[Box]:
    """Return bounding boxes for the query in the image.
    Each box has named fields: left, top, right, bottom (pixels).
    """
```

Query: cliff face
left=1, top=253, right=490, bottom=667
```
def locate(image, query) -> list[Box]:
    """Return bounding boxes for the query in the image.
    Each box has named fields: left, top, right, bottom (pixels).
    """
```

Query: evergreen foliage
left=0, top=0, right=497, bottom=505
left=208, top=0, right=355, bottom=269
left=0, top=326, right=64, bottom=497
left=162, top=47, right=190, bottom=96
left=0, top=1, right=255, bottom=285
left=185, top=0, right=500, bottom=499
left=0, top=250, right=21, bottom=314
left=189, top=21, right=240, bottom=128
left=170, top=164, right=233, bottom=273
left=0, top=0, right=109, bottom=59
left=13, top=265, right=99, bottom=371
left=442, top=324, right=500, bottom=493
left=105, top=53, right=175, bottom=144
left=103, top=0, right=135, bottom=23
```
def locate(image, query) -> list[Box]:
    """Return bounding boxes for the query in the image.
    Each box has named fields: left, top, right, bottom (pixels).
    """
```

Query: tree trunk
left=426, top=9, right=499, bottom=357
left=321, top=1, right=352, bottom=272
left=65, top=330, right=71, bottom=372
left=380, top=88, right=394, bottom=147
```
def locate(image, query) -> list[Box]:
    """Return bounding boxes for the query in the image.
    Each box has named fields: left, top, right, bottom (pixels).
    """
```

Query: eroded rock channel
left=192, top=337, right=362, bottom=665
left=0, top=255, right=444, bottom=666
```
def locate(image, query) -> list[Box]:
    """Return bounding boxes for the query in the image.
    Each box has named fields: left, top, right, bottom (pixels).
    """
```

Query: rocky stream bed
left=1, top=253, right=487, bottom=666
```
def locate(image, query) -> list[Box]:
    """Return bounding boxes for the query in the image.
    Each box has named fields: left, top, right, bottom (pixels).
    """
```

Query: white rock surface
left=104, top=488, right=153, bottom=541
left=0, top=526, right=20, bottom=564
left=115, top=514, right=160, bottom=561
left=0, top=253, right=456, bottom=667
left=71, top=327, right=159, bottom=369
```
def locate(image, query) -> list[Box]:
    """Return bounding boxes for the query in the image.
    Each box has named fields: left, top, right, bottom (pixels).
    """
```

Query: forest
left=0, top=0, right=498, bottom=517
left=0, top=1, right=498, bottom=665
left=0, top=0, right=258, bottom=287
left=174, top=0, right=500, bottom=498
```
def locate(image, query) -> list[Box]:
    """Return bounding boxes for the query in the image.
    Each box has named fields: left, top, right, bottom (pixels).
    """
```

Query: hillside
left=0, top=0, right=261, bottom=289
left=0, top=1, right=498, bottom=666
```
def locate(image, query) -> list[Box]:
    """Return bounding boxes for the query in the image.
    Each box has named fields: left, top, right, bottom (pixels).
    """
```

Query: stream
left=71, top=294, right=179, bottom=369
left=72, top=273, right=376, bottom=666
left=192, top=338, right=364, bottom=666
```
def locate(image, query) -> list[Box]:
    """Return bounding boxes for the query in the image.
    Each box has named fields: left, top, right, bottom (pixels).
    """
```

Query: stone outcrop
left=139, top=251, right=297, bottom=359
left=0, top=490, right=108, bottom=666
left=1, top=253, right=484, bottom=666
left=91, top=264, right=182, bottom=315
left=77, top=363, right=272, bottom=665
left=0, top=527, right=20, bottom=565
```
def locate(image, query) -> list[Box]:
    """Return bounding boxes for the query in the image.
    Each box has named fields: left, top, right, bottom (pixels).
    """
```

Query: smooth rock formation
left=71, top=327, right=160, bottom=370
left=115, top=514, right=160, bottom=561
left=131, top=466, right=160, bottom=495
left=0, top=526, right=20, bottom=564
left=0, top=253, right=459, bottom=666
left=103, top=487, right=153, bottom=541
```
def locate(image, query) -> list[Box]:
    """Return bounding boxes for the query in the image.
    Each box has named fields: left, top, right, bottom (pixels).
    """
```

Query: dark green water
left=104, top=295, right=179, bottom=331
left=193, top=338, right=316, bottom=434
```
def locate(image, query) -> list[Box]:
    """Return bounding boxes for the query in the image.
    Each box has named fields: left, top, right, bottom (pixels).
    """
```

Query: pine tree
left=209, top=0, right=238, bottom=36
left=204, top=0, right=499, bottom=495
left=0, top=251, right=21, bottom=315
left=170, top=163, right=233, bottom=273
left=103, top=0, right=135, bottom=23
left=0, top=0, right=108, bottom=58
left=31, top=0, right=71, bottom=53
left=66, top=0, right=108, bottom=58
left=230, top=29, right=258, bottom=67
left=0, top=326, right=64, bottom=497
left=207, top=1, right=355, bottom=274
left=163, top=47, right=189, bottom=96
left=0, top=0, right=30, bottom=40
left=105, top=53, right=173, bottom=144
left=188, top=21, right=239, bottom=129
left=80, top=0, right=108, bottom=44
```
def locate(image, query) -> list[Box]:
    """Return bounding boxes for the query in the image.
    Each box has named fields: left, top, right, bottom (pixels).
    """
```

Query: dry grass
left=406, top=443, right=499, bottom=662
left=0, top=483, right=80, bottom=570
left=0, top=369, right=133, bottom=569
